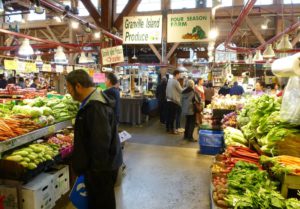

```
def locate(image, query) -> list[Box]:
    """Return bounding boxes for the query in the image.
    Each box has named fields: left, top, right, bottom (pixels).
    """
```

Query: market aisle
left=63, top=118, right=213, bottom=209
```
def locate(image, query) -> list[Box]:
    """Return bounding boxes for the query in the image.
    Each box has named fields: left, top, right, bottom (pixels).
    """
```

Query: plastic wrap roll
left=271, top=53, right=300, bottom=77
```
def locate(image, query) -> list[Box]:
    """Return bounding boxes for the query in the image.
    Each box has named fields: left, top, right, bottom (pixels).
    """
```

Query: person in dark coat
left=229, top=81, right=244, bottom=96
left=30, top=77, right=39, bottom=89
left=218, top=82, right=230, bottom=96
left=181, top=80, right=196, bottom=141
left=0, top=74, right=7, bottom=89
left=65, top=70, right=123, bottom=209
left=104, top=73, right=120, bottom=124
left=155, top=76, right=167, bottom=124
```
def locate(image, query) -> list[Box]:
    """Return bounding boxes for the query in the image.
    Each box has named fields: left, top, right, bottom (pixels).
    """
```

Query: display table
left=119, top=97, right=158, bottom=125
left=119, top=97, right=144, bottom=125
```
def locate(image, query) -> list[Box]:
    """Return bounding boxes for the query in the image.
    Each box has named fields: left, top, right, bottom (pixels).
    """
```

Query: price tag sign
left=48, top=125, right=56, bottom=134
left=25, top=62, right=37, bottom=73
left=17, top=61, right=26, bottom=73
left=42, top=64, right=52, bottom=72
left=56, top=65, right=64, bottom=73
left=4, top=59, right=18, bottom=70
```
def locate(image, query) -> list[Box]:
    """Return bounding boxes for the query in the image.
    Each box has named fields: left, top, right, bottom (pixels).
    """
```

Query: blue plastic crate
left=199, top=130, right=224, bottom=147
left=200, top=145, right=224, bottom=155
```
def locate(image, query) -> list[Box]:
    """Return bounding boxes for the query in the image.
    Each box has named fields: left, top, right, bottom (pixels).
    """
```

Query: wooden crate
left=281, top=174, right=300, bottom=198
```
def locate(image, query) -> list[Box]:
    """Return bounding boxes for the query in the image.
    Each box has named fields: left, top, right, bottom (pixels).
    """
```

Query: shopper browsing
left=181, top=80, right=197, bottom=142
left=65, top=70, right=123, bottom=209
left=156, top=76, right=168, bottom=124
left=195, top=78, right=205, bottom=125
left=30, top=77, right=40, bottom=89
left=229, top=81, right=244, bottom=96
left=166, top=70, right=183, bottom=134
left=104, top=73, right=120, bottom=124
left=218, top=82, right=230, bottom=96
left=253, top=81, right=265, bottom=96
left=0, top=74, right=7, bottom=89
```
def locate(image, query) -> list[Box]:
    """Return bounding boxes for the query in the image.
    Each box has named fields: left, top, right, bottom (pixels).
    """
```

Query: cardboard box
left=46, top=165, right=70, bottom=202
left=22, top=173, right=54, bottom=209
left=0, top=185, right=18, bottom=209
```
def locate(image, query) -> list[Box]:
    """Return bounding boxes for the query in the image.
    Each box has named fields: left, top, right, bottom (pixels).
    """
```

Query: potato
left=217, top=200, right=228, bottom=207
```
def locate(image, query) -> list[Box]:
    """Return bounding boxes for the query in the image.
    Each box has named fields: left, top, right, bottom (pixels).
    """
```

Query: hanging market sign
left=42, top=64, right=51, bottom=72
left=93, top=73, right=106, bottom=83
left=4, top=59, right=18, bottom=70
left=25, top=62, right=37, bottom=73
left=123, top=15, right=162, bottom=44
left=167, top=13, right=211, bottom=43
left=101, top=45, right=124, bottom=65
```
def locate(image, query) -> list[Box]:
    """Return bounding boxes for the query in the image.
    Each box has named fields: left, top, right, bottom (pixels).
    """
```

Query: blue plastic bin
left=200, top=145, right=224, bottom=155
left=199, top=130, right=224, bottom=147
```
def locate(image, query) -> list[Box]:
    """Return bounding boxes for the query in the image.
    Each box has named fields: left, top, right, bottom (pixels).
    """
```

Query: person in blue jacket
left=104, top=73, right=120, bottom=124
left=229, top=81, right=244, bottom=96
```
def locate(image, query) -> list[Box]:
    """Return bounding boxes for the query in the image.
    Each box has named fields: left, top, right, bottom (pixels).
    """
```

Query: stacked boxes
left=45, top=165, right=70, bottom=202
left=0, top=185, right=18, bottom=209
left=199, top=130, right=224, bottom=155
left=22, top=173, right=55, bottom=209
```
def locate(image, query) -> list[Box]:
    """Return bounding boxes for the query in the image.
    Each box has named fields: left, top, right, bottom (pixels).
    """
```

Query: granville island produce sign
left=167, top=13, right=211, bottom=43
left=123, top=15, right=162, bottom=44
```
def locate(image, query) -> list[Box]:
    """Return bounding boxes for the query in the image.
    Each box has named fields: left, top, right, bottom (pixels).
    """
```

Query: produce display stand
left=0, top=120, right=72, bottom=156
left=0, top=119, right=73, bottom=209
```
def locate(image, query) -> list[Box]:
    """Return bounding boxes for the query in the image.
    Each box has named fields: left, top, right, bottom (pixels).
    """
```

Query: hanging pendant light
left=263, top=44, right=275, bottom=58
left=253, top=50, right=263, bottom=62
left=35, top=55, right=43, bottom=66
left=79, top=52, right=88, bottom=64
left=54, top=46, right=68, bottom=64
left=18, top=38, right=34, bottom=56
left=277, top=34, right=293, bottom=51
left=87, top=53, right=95, bottom=63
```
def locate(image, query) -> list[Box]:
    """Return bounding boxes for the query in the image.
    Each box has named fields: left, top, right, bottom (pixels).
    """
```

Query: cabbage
left=47, top=115, right=55, bottom=124
left=40, top=107, right=53, bottom=116
left=35, top=116, right=48, bottom=126
left=29, top=107, right=43, bottom=118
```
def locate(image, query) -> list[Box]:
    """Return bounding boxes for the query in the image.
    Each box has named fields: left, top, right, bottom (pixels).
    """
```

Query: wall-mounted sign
left=101, top=45, right=124, bottom=65
left=4, top=59, right=18, bottom=70
left=167, top=13, right=211, bottom=43
left=123, top=15, right=162, bottom=44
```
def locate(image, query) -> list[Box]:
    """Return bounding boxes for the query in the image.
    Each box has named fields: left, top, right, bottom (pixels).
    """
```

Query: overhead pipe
left=0, top=28, right=78, bottom=50
left=39, top=0, right=123, bottom=44
left=224, top=0, right=257, bottom=53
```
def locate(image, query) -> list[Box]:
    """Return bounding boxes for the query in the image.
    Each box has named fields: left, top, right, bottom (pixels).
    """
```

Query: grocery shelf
left=0, top=120, right=72, bottom=154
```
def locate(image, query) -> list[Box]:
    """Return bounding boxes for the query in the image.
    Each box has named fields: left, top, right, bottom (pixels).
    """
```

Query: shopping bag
left=69, top=175, right=88, bottom=209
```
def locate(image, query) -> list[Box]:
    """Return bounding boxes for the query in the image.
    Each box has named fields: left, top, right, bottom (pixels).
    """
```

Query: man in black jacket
left=104, top=73, right=120, bottom=124
left=65, top=70, right=123, bottom=209
left=155, top=76, right=167, bottom=124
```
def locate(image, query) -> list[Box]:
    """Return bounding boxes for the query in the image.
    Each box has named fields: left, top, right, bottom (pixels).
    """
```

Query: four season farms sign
left=167, top=13, right=211, bottom=43
left=101, top=45, right=124, bottom=66
left=123, top=15, right=162, bottom=44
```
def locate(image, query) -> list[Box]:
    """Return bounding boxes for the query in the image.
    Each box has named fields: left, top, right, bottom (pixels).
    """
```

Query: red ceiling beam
left=39, top=0, right=123, bottom=44
left=224, top=0, right=257, bottom=52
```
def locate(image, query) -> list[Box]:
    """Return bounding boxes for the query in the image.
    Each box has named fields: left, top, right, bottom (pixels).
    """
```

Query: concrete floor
left=61, top=118, right=213, bottom=209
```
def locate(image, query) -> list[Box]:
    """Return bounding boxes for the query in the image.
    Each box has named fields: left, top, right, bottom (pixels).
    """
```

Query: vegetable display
left=0, top=94, right=78, bottom=141
left=224, top=127, right=248, bottom=147
left=236, top=95, right=300, bottom=156
left=222, top=112, right=237, bottom=128
left=3, top=143, right=60, bottom=170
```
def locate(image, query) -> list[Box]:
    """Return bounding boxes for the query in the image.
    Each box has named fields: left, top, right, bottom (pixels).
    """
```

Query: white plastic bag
left=280, top=76, right=300, bottom=125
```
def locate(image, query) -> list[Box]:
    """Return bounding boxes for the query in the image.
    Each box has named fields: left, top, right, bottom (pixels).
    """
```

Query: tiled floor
left=58, top=118, right=213, bottom=209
